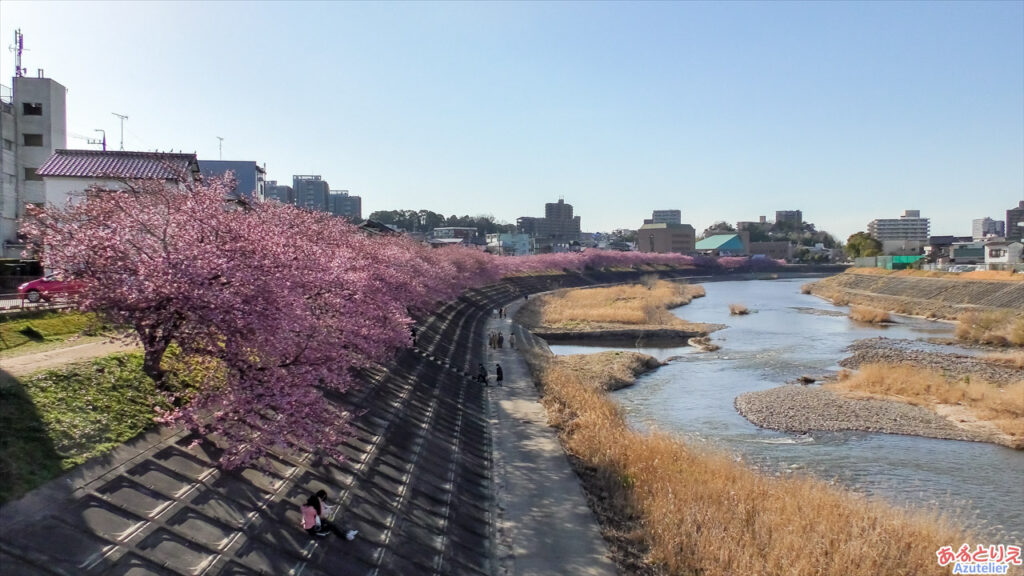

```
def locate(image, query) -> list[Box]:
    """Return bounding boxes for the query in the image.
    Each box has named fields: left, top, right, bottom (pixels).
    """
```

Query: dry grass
left=554, top=351, right=660, bottom=391
left=538, top=280, right=705, bottom=328
left=956, top=310, right=1024, bottom=347
left=830, top=363, right=1024, bottom=443
left=849, top=305, right=891, bottom=324
left=847, top=268, right=1024, bottom=282
left=728, top=303, right=750, bottom=315
left=984, top=351, right=1024, bottom=369
left=531, top=353, right=968, bottom=575
left=800, top=283, right=813, bottom=294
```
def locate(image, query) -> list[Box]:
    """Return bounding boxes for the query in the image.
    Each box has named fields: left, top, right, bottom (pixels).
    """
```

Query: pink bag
left=300, top=504, right=320, bottom=530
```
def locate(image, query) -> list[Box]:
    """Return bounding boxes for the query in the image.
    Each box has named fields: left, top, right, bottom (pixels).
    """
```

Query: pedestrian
left=497, top=331, right=504, bottom=349
left=509, top=332, right=516, bottom=349
left=477, top=363, right=488, bottom=385
left=495, top=363, right=503, bottom=386
left=301, top=490, right=358, bottom=540
left=524, top=294, right=528, bottom=301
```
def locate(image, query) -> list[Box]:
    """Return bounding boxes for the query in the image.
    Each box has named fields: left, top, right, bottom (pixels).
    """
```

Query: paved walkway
left=486, top=302, right=617, bottom=576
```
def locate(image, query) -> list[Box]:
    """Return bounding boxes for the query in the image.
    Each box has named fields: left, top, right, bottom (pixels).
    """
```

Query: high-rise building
left=292, top=175, right=329, bottom=212
left=775, top=210, right=803, bottom=227
left=329, top=189, right=362, bottom=221
left=0, top=72, right=67, bottom=257
left=1007, top=201, right=1024, bottom=243
left=867, top=210, right=930, bottom=242
left=517, top=198, right=581, bottom=241
left=264, top=180, right=293, bottom=204
left=971, top=217, right=1005, bottom=240
left=199, top=160, right=265, bottom=201
left=651, top=210, right=681, bottom=225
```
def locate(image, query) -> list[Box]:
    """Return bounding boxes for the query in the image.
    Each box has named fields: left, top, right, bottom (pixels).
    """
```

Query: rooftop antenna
left=10, top=29, right=27, bottom=77
left=87, top=129, right=106, bottom=151
left=216, top=136, right=223, bottom=160
left=112, top=112, right=128, bottom=150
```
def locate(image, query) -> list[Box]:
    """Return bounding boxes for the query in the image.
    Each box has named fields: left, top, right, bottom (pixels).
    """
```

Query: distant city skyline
left=1, top=1, right=1021, bottom=241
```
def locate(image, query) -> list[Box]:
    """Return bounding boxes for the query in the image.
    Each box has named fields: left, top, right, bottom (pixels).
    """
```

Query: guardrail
left=0, top=292, right=65, bottom=312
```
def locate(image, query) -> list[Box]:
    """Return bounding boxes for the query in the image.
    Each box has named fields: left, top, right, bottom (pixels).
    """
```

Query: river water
left=547, top=278, right=1024, bottom=541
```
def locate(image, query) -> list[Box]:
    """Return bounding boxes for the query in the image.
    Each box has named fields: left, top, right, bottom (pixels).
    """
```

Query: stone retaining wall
left=807, top=273, right=1024, bottom=319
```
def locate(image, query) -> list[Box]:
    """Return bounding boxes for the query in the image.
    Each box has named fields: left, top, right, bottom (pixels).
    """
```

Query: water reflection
left=546, top=278, right=1023, bottom=540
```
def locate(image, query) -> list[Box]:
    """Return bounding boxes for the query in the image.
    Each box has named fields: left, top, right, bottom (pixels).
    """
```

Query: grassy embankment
left=519, top=277, right=707, bottom=332
left=529, top=352, right=967, bottom=575
left=0, top=310, right=101, bottom=356
left=0, top=353, right=166, bottom=503
left=829, top=364, right=1024, bottom=447
left=0, top=311, right=198, bottom=504
left=522, top=281, right=967, bottom=574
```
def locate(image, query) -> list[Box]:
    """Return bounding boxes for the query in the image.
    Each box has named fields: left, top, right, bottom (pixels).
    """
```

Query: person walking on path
left=301, top=490, right=358, bottom=540
left=497, top=331, right=504, bottom=349
left=509, top=332, right=516, bottom=349
left=477, top=363, right=489, bottom=385
left=495, top=363, right=503, bottom=386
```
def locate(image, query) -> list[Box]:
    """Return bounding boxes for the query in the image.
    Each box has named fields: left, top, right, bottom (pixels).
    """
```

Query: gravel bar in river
left=735, top=385, right=997, bottom=443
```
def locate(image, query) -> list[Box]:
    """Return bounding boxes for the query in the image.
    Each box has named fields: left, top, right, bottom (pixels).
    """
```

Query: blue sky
left=2, top=1, right=1022, bottom=240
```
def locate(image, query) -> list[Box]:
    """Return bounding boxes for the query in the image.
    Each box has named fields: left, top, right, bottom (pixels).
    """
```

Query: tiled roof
left=37, top=149, right=199, bottom=180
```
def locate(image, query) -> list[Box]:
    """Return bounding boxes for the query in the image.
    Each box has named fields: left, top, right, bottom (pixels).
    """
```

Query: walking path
left=0, top=338, right=138, bottom=376
left=487, top=302, right=617, bottom=576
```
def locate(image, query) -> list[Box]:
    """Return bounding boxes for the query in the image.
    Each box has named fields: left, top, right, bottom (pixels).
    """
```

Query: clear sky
left=2, top=1, right=1022, bottom=240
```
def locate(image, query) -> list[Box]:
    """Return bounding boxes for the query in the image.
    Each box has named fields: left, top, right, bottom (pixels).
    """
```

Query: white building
left=485, top=233, right=532, bottom=256
left=0, top=72, right=67, bottom=257
left=868, top=210, right=930, bottom=250
left=984, top=240, right=1022, bottom=270
left=37, top=149, right=200, bottom=207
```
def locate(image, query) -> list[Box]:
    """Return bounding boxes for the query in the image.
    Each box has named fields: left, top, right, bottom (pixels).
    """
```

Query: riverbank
left=804, top=269, right=1024, bottom=321
left=523, top=346, right=968, bottom=576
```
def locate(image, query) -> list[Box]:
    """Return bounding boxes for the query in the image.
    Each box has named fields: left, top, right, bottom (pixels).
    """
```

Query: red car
left=18, top=274, right=85, bottom=303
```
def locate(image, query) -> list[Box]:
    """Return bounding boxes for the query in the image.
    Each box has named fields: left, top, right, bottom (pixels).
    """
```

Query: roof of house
left=695, top=234, right=744, bottom=250
left=37, top=149, right=200, bottom=180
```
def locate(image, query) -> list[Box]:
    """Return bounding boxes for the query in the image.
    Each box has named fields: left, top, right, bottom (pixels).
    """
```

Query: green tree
left=845, top=232, right=882, bottom=258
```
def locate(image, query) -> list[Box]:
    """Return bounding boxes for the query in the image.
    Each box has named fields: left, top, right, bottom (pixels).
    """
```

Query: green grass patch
left=0, top=310, right=99, bottom=353
left=0, top=352, right=166, bottom=503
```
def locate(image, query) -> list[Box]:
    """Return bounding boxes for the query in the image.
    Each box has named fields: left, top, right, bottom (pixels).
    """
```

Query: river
left=547, top=277, right=1023, bottom=541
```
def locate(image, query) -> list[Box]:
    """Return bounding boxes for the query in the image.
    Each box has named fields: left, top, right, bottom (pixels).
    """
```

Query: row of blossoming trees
left=24, top=176, right=772, bottom=467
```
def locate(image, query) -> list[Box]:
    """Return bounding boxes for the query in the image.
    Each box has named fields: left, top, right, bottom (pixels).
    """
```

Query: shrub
left=729, top=303, right=750, bottom=315
left=849, top=306, right=891, bottom=324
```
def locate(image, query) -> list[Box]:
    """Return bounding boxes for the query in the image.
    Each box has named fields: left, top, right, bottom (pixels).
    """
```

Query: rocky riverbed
left=736, top=336, right=1021, bottom=447
left=735, top=385, right=999, bottom=443
left=840, top=337, right=1023, bottom=383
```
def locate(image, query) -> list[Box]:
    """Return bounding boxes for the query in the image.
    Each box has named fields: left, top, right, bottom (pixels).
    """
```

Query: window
left=22, top=102, right=43, bottom=115
left=989, top=249, right=1005, bottom=258
left=23, top=134, right=43, bottom=147
left=24, top=168, right=42, bottom=181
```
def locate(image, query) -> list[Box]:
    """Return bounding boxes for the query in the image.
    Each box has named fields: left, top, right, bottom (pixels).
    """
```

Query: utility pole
left=216, top=136, right=223, bottom=160
left=112, top=112, right=128, bottom=150
left=87, top=129, right=106, bottom=151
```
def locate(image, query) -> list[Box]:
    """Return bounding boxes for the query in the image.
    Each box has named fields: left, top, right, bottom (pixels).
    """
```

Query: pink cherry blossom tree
left=24, top=174, right=775, bottom=467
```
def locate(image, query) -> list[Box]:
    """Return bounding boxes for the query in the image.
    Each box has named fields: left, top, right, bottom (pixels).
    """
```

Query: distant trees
left=368, top=209, right=515, bottom=235
left=845, top=232, right=882, bottom=258
left=700, top=221, right=737, bottom=239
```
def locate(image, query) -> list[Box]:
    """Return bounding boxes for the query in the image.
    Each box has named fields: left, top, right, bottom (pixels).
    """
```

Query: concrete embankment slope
left=807, top=272, right=1024, bottom=318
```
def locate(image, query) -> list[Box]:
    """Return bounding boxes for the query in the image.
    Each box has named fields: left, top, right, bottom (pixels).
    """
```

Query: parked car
left=17, top=274, right=85, bottom=303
